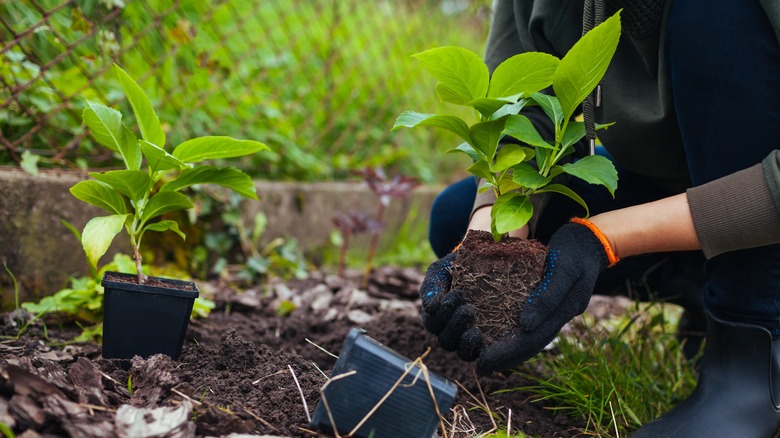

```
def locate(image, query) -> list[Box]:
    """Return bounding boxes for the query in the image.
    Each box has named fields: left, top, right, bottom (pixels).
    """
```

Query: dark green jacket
left=474, top=0, right=780, bottom=258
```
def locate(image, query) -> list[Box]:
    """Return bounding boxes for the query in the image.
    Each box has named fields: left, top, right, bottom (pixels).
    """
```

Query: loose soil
left=0, top=266, right=601, bottom=437
left=450, top=230, right=547, bottom=344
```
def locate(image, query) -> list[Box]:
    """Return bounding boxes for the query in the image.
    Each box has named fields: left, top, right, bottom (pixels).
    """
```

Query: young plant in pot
left=393, top=13, right=621, bottom=345
left=70, top=64, right=268, bottom=361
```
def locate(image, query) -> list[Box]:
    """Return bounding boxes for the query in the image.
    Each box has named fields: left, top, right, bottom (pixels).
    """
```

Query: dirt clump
left=450, top=229, right=548, bottom=343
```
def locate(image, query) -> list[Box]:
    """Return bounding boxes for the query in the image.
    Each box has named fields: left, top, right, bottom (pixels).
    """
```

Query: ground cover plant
left=393, top=12, right=621, bottom=342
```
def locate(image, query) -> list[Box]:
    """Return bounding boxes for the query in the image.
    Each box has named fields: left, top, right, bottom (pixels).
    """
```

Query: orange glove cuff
left=571, top=217, right=620, bottom=267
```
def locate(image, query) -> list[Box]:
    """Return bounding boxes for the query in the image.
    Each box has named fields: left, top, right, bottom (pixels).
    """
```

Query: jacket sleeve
left=686, top=150, right=780, bottom=258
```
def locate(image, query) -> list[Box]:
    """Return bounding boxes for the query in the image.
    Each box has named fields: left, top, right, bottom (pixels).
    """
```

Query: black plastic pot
left=101, top=271, right=198, bottom=361
left=310, top=328, right=458, bottom=438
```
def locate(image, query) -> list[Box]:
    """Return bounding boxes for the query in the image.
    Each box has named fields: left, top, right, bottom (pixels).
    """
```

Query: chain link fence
left=1, top=0, right=490, bottom=182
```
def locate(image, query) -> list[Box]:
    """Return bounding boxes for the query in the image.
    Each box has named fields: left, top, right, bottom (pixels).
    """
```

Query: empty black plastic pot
left=310, top=328, right=458, bottom=438
left=101, top=271, right=198, bottom=361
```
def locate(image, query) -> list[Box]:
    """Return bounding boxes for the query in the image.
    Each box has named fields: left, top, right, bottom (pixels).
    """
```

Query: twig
left=310, top=361, right=329, bottom=380
left=289, top=364, right=311, bottom=423
left=171, top=388, right=202, bottom=407
left=349, top=348, right=450, bottom=438
left=305, top=337, right=339, bottom=359
left=241, top=406, right=281, bottom=433
left=319, top=370, right=358, bottom=438
left=252, top=369, right=287, bottom=385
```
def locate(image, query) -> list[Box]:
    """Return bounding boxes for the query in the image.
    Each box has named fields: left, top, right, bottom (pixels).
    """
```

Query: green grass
left=505, top=302, right=699, bottom=437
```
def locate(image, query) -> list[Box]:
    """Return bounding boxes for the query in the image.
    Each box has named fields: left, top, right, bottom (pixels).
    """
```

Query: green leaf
left=139, top=140, right=184, bottom=175
left=471, top=96, right=520, bottom=119
left=141, top=191, right=193, bottom=225
left=561, top=154, right=618, bottom=196
left=512, top=163, right=551, bottom=189
left=498, top=172, right=521, bottom=194
left=446, top=142, right=482, bottom=162
left=392, top=112, right=472, bottom=145
left=503, top=115, right=554, bottom=149
left=89, top=170, right=151, bottom=206
left=489, top=99, right=528, bottom=120
left=466, top=159, right=493, bottom=180
left=82, top=214, right=129, bottom=269
left=412, top=46, right=489, bottom=105
left=83, top=101, right=142, bottom=170
left=70, top=180, right=127, bottom=215
left=113, top=64, right=166, bottom=148
left=530, top=93, right=564, bottom=128
left=562, top=121, right=615, bottom=150
left=469, top=117, right=508, bottom=160
left=143, top=220, right=185, bottom=240
left=492, top=144, right=527, bottom=173
left=160, top=166, right=258, bottom=200
left=172, top=136, right=269, bottom=163
left=492, top=192, right=533, bottom=235
left=489, top=52, right=560, bottom=98
left=20, top=150, right=40, bottom=176
left=537, top=183, right=590, bottom=216
left=553, top=12, right=621, bottom=121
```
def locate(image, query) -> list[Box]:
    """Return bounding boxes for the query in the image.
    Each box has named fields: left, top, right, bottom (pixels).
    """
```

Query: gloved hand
left=475, top=218, right=619, bottom=375
left=419, top=251, right=484, bottom=360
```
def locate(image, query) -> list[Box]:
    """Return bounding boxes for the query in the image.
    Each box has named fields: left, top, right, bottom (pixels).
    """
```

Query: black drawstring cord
left=582, top=0, right=605, bottom=155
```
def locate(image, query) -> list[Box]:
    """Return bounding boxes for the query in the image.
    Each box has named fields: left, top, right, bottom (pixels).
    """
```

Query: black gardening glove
left=419, top=252, right=483, bottom=360
left=475, top=219, right=618, bottom=375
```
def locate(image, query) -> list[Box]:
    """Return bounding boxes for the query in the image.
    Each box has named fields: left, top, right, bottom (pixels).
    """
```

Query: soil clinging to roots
left=450, top=230, right=547, bottom=344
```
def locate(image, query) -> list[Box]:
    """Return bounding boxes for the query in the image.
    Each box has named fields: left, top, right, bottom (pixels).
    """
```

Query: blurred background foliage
left=1, top=0, right=491, bottom=184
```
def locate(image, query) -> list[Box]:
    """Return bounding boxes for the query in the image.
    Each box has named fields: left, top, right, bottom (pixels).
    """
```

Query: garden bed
left=0, top=266, right=632, bottom=437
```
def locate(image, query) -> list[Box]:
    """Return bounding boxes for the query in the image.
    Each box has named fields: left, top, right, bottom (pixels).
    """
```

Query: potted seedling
left=392, top=13, right=621, bottom=343
left=70, top=64, right=268, bottom=361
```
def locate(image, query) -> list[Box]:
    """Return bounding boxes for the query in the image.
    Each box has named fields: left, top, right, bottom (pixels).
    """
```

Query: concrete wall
left=0, top=168, right=442, bottom=307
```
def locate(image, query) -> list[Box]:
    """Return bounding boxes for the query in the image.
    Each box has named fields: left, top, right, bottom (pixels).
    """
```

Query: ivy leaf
left=160, top=166, right=258, bottom=200
left=113, top=64, right=166, bottom=148
left=553, top=12, right=621, bottom=121
left=561, top=155, right=618, bottom=196
left=492, top=192, right=533, bottom=235
left=172, top=136, right=268, bottom=163
left=70, top=180, right=127, bottom=215
left=412, top=46, right=489, bottom=105
left=82, top=214, right=129, bottom=270
left=489, top=52, right=560, bottom=98
left=393, top=112, right=472, bottom=146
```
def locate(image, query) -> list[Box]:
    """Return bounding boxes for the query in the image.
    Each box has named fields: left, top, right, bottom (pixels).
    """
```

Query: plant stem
left=338, top=232, right=350, bottom=277
left=363, top=203, right=386, bottom=286
left=132, top=243, right=145, bottom=284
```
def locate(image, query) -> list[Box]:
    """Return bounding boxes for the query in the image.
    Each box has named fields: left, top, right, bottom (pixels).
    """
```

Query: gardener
left=420, top=0, right=780, bottom=435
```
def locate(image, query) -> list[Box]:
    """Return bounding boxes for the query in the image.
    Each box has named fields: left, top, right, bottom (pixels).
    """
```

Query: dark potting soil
left=450, top=230, right=548, bottom=344
left=103, top=271, right=199, bottom=292
left=0, top=267, right=584, bottom=437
